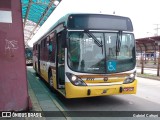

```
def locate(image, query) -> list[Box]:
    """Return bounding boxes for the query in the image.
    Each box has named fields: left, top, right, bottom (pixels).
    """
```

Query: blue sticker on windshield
left=107, top=61, right=117, bottom=71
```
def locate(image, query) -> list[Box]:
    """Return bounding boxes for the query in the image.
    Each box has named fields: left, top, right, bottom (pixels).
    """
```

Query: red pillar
left=0, top=0, right=29, bottom=111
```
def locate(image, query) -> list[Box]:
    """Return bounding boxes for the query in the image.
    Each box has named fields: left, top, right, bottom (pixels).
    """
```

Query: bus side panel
left=0, top=0, right=29, bottom=111
left=33, top=45, right=38, bottom=72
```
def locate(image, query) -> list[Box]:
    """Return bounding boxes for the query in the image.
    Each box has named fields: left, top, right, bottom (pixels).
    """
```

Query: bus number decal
left=86, top=78, right=94, bottom=81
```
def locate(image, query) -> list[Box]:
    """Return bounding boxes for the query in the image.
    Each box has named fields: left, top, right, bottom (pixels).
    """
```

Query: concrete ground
left=9, top=65, right=158, bottom=120
left=27, top=67, right=67, bottom=120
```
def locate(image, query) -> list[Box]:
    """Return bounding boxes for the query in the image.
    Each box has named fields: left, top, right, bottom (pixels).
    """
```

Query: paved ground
left=136, top=60, right=157, bottom=68
left=0, top=67, right=70, bottom=120
left=27, top=67, right=67, bottom=120
left=137, top=67, right=157, bottom=75
left=25, top=67, right=160, bottom=120
left=1, top=64, right=160, bottom=120
left=3, top=66, right=157, bottom=120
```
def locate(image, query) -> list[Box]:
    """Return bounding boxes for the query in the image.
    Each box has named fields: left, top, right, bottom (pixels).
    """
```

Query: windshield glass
left=105, top=33, right=136, bottom=73
left=68, top=31, right=135, bottom=74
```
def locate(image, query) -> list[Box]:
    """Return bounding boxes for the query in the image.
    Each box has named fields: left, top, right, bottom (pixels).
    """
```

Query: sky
left=28, top=0, right=160, bottom=47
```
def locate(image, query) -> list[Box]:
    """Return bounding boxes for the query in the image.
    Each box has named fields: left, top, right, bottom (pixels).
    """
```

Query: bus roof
left=33, top=13, right=133, bottom=45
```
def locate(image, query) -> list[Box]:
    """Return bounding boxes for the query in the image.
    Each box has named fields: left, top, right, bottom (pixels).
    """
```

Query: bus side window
left=48, top=32, right=56, bottom=62
left=49, top=43, right=53, bottom=52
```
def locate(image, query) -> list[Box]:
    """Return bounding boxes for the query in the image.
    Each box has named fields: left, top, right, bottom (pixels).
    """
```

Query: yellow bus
left=33, top=13, right=137, bottom=98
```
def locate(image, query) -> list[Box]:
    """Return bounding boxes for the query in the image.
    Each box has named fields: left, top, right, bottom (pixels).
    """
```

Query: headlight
left=71, top=75, right=77, bottom=81
left=123, top=71, right=136, bottom=84
left=66, top=72, right=87, bottom=86
left=130, top=73, right=134, bottom=78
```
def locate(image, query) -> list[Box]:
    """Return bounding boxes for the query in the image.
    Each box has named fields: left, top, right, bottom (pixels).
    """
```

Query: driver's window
left=121, top=34, right=133, bottom=58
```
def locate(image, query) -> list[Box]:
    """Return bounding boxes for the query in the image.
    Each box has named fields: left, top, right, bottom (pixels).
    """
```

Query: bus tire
left=48, top=71, right=53, bottom=88
left=35, top=64, right=38, bottom=76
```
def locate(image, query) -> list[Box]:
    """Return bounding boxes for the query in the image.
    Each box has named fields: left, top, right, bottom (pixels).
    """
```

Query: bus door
left=38, top=44, right=41, bottom=74
left=57, top=32, right=65, bottom=89
left=48, top=33, right=57, bottom=88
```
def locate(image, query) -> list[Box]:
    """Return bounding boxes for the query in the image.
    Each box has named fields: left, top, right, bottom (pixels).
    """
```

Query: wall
left=0, top=0, right=29, bottom=111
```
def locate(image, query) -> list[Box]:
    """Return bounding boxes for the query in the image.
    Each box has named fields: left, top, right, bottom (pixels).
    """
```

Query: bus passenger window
left=47, top=38, right=55, bottom=62
left=49, top=44, right=53, bottom=52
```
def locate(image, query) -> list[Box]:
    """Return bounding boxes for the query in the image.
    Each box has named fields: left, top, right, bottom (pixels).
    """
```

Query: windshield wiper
left=116, top=31, right=122, bottom=56
left=85, top=30, right=103, bottom=47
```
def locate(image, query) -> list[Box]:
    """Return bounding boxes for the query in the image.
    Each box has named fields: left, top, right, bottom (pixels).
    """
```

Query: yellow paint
left=52, top=69, right=57, bottom=89
left=37, top=66, right=58, bottom=90
left=40, top=67, right=48, bottom=82
left=85, top=78, right=124, bottom=83
left=65, top=79, right=137, bottom=98
left=43, top=72, right=48, bottom=82
left=34, top=63, right=137, bottom=99
left=122, top=80, right=137, bottom=94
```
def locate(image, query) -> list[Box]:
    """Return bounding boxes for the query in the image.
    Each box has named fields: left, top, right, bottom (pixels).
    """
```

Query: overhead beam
left=25, top=21, right=37, bottom=26
left=24, top=29, right=32, bottom=33
left=23, top=0, right=32, bottom=27
left=25, top=0, right=55, bottom=44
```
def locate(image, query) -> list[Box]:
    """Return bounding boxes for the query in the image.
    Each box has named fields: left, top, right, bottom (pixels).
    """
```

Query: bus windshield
left=68, top=31, right=136, bottom=74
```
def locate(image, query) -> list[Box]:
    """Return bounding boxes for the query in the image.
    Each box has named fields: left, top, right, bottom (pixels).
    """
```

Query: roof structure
left=136, top=36, right=160, bottom=53
left=21, top=0, right=61, bottom=46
